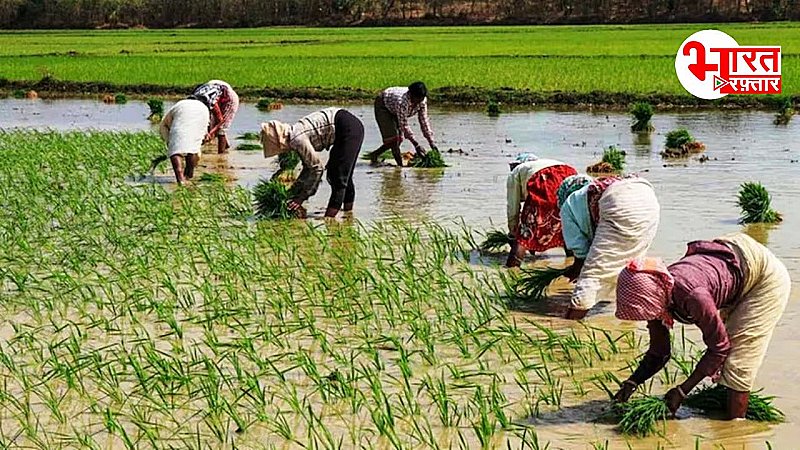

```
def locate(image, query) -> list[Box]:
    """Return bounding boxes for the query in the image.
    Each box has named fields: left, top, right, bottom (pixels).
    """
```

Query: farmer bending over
left=190, top=80, right=239, bottom=154
left=159, top=98, right=210, bottom=185
left=366, top=82, right=438, bottom=167
left=506, top=153, right=577, bottom=267
left=261, top=108, right=365, bottom=218
left=613, top=233, right=790, bottom=419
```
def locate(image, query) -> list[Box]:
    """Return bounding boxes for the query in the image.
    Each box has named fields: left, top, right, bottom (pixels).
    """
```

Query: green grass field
left=0, top=23, right=797, bottom=103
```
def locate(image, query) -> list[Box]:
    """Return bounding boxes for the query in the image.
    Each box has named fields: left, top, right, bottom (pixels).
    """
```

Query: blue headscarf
left=514, top=153, right=539, bottom=163
left=557, top=174, right=593, bottom=208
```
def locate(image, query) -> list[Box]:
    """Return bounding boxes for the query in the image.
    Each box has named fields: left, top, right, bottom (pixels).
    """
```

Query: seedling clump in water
left=510, top=266, right=570, bottom=302
left=236, top=143, right=262, bottom=151
left=237, top=132, right=260, bottom=140
left=661, top=128, right=706, bottom=158
left=253, top=178, right=297, bottom=219
left=611, top=396, right=669, bottom=437
left=630, top=102, right=655, bottom=132
left=147, top=98, right=164, bottom=123
left=774, top=97, right=794, bottom=125
left=684, top=385, right=784, bottom=422
left=480, top=230, right=512, bottom=252
left=487, top=100, right=501, bottom=117
left=587, top=146, right=625, bottom=174
left=737, top=182, right=782, bottom=224
left=410, top=148, right=447, bottom=168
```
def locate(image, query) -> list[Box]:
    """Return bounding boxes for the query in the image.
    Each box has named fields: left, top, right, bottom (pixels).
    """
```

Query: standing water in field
left=2, top=98, right=800, bottom=448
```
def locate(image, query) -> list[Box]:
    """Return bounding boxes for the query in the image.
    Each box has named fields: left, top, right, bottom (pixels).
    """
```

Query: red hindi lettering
left=683, top=41, right=718, bottom=81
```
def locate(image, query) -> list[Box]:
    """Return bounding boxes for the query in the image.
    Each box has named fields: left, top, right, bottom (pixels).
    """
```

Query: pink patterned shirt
left=381, top=87, right=435, bottom=148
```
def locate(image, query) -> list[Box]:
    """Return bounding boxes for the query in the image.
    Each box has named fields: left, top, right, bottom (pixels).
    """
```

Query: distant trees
left=1, top=0, right=800, bottom=28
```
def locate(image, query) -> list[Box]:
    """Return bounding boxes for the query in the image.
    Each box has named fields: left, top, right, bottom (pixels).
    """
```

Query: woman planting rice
left=558, top=175, right=660, bottom=320
left=505, top=153, right=577, bottom=267
left=366, top=82, right=438, bottom=167
left=190, top=80, right=239, bottom=154
left=159, top=98, right=210, bottom=185
left=613, top=233, right=790, bottom=419
left=260, top=108, right=365, bottom=218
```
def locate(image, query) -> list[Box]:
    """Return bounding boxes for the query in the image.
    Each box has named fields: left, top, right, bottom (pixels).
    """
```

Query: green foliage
left=684, top=385, right=785, bottom=423
left=198, top=172, right=225, bottom=183
left=511, top=266, right=570, bottom=302
left=664, top=128, right=693, bottom=149
left=486, top=100, right=501, bottom=117
left=114, top=93, right=128, bottom=104
left=410, top=149, right=447, bottom=168
left=612, top=396, right=669, bottom=437
left=630, top=102, right=654, bottom=132
left=479, top=230, right=512, bottom=252
left=278, top=151, right=300, bottom=171
left=601, top=146, right=626, bottom=171
left=774, top=97, right=794, bottom=125
left=737, top=182, right=782, bottom=224
left=256, top=98, right=272, bottom=110
left=12, top=89, right=26, bottom=99
left=253, top=179, right=293, bottom=219
left=237, top=132, right=260, bottom=140
left=147, top=98, right=163, bottom=117
left=236, top=143, right=262, bottom=151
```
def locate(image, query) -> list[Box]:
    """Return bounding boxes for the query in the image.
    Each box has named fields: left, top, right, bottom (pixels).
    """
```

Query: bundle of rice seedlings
left=587, top=146, right=625, bottom=174
left=147, top=98, right=164, bottom=123
left=198, top=172, right=225, bottom=183
left=256, top=98, right=272, bottom=110
left=665, top=129, right=693, bottom=149
left=12, top=89, right=26, bottom=99
left=278, top=151, right=300, bottom=171
left=662, top=128, right=706, bottom=158
left=479, top=230, right=512, bottom=252
left=362, top=149, right=391, bottom=161
left=630, top=102, right=655, bottom=132
left=737, top=182, right=782, bottom=224
left=253, top=179, right=296, bottom=219
left=236, top=143, right=262, bottom=151
left=774, top=97, right=794, bottom=125
left=237, top=132, right=260, bottom=140
left=114, top=93, right=128, bottom=105
left=612, top=396, right=670, bottom=437
left=684, top=385, right=784, bottom=423
left=410, top=148, right=447, bottom=168
left=487, top=100, right=501, bottom=117
left=512, top=266, right=570, bottom=302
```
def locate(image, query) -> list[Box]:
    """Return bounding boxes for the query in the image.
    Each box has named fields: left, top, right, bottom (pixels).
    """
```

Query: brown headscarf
left=260, top=121, right=291, bottom=158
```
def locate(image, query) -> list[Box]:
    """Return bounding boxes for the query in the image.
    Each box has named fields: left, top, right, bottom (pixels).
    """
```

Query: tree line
left=1, top=0, right=799, bottom=28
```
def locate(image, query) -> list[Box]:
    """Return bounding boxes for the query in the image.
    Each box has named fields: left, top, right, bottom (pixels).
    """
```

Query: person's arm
left=159, top=110, right=173, bottom=144
left=560, top=203, right=591, bottom=260
left=614, top=320, right=671, bottom=402
left=289, top=139, right=325, bottom=203
left=397, top=100, right=420, bottom=149
left=506, top=171, right=522, bottom=234
left=664, top=288, right=730, bottom=413
left=418, top=100, right=435, bottom=148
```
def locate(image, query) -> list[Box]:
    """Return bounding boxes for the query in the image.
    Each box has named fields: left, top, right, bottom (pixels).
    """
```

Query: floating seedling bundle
left=253, top=179, right=299, bottom=219
left=661, top=129, right=706, bottom=158
left=609, top=396, right=669, bottom=437
left=684, top=385, right=784, bottom=422
left=774, top=97, right=794, bottom=125
left=737, top=182, right=782, bottom=224
left=198, top=172, right=225, bottom=183
left=410, top=148, right=447, bottom=168
left=256, top=98, right=283, bottom=111
left=630, top=102, right=655, bottom=132
left=147, top=98, right=163, bottom=123
left=486, top=100, right=501, bottom=117
left=479, top=230, right=512, bottom=252
left=587, top=146, right=625, bottom=174
left=236, top=143, right=262, bottom=151
left=511, top=266, right=570, bottom=302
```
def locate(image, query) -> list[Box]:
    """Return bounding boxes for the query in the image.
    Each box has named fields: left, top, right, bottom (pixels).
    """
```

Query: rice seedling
left=237, top=132, right=260, bottom=140
left=587, top=146, right=625, bottom=174
left=661, top=128, right=706, bottom=158
left=256, top=98, right=273, bottom=110
left=610, top=396, right=669, bottom=437
left=684, top=385, right=785, bottom=422
left=115, top=93, right=128, bottom=104
left=479, top=229, right=512, bottom=252
left=236, top=143, right=262, bottom=151
left=774, top=97, right=794, bottom=125
left=630, top=102, right=654, bottom=132
left=199, top=172, right=226, bottom=183
left=509, top=266, right=569, bottom=302
left=487, top=100, right=501, bottom=117
left=410, top=148, right=447, bottom=168
left=13, top=89, right=26, bottom=98
left=147, top=98, right=163, bottom=122
left=737, top=182, right=782, bottom=224
left=253, top=178, right=297, bottom=219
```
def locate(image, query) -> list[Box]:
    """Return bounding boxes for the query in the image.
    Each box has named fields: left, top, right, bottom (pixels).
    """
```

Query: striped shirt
left=381, top=87, right=434, bottom=148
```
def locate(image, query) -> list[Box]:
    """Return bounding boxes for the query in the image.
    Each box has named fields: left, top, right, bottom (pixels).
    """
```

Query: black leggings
left=327, top=110, right=364, bottom=210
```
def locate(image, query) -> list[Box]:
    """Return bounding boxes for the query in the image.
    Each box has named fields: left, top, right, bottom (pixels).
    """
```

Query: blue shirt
left=560, top=185, right=593, bottom=258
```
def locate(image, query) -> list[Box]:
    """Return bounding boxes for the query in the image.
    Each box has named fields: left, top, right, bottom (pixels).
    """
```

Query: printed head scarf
left=509, top=153, right=539, bottom=170
left=616, top=257, right=676, bottom=327
left=260, top=121, right=291, bottom=158
left=556, top=174, right=593, bottom=208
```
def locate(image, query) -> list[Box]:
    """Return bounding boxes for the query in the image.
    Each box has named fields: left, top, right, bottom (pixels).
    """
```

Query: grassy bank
left=0, top=24, right=797, bottom=106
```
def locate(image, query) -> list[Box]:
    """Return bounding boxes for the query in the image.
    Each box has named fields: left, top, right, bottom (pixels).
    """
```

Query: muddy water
left=3, top=99, right=800, bottom=448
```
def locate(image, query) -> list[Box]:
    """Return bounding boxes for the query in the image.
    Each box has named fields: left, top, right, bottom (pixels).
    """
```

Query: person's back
left=163, top=99, right=209, bottom=155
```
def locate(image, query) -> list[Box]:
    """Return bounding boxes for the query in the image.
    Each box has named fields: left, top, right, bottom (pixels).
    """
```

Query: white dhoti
left=160, top=99, right=209, bottom=157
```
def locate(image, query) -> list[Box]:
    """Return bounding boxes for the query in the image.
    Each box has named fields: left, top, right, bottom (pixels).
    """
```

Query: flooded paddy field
left=1, top=99, right=798, bottom=449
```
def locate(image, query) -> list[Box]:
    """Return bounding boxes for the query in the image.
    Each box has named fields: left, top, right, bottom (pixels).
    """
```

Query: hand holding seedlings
left=613, top=380, right=638, bottom=403
left=664, top=386, right=686, bottom=414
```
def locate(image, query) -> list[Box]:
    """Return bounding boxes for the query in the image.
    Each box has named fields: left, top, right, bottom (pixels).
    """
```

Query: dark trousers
left=327, top=110, right=364, bottom=210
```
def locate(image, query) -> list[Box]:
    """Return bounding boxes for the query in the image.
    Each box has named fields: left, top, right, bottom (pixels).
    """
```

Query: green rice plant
left=198, top=172, right=225, bottom=183
left=511, top=266, right=569, bottom=302
left=256, top=98, right=273, bottom=110
left=684, top=385, right=785, bottom=423
left=361, top=149, right=391, bottom=161
left=602, top=146, right=626, bottom=171
left=12, top=89, right=26, bottom=99
left=486, top=100, right=501, bottom=117
left=114, top=93, right=128, bottom=104
left=147, top=98, right=163, bottom=122
left=774, top=97, right=794, bottom=125
left=236, top=143, right=262, bottom=151
left=278, top=150, right=300, bottom=172
left=410, top=148, right=447, bottom=168
left=630, top=102, right=655, bottom=132
left=611, top=396, right=670, bottom=437
left=237, top=132, right=260, bottom=140
left=664, top=128, right=693, bottom=149
left=737, top=182, right=782, bottom=224
left=253, top=178, right=294, bottom=219
left=479, top=230, right=512, bottom=252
